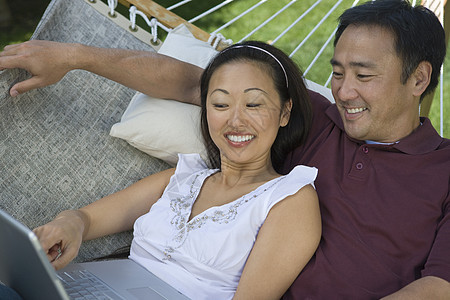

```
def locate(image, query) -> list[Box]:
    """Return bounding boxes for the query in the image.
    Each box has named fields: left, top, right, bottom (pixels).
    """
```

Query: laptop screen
left=0, top=209, right=69, bottom=300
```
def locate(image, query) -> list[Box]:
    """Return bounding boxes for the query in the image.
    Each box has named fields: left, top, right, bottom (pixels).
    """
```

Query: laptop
left=0, top=209, right=190, bottom=300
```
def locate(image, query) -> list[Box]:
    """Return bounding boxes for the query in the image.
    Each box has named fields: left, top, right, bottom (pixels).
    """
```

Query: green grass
left=0, top=0, right=50, bottom=47
left=2, top=0, right=448, bottom=137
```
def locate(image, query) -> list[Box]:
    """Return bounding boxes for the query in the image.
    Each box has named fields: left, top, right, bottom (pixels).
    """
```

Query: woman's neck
left=217, top=159, right=279, bottom=188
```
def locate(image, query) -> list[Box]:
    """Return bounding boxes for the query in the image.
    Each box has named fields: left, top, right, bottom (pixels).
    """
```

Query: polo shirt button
left=356, top=162, right=363, bottom=170
left=362, top=146, right=369, bottom=153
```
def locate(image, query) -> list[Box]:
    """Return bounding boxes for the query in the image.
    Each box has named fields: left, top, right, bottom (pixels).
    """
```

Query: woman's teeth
left=227, top=135, right=255, bottom=142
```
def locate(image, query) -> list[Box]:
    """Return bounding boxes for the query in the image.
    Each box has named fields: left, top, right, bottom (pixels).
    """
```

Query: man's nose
left=335, top=77, right=358, bottom=102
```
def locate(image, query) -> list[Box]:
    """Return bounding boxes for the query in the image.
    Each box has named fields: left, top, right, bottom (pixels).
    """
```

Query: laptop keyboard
left=57, top=269, right=123, bottom=300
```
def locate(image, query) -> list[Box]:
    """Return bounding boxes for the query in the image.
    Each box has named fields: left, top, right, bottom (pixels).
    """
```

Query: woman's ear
left=280, top=99, right=293, bottom=127
left=411, top=61, right=432, bottom=97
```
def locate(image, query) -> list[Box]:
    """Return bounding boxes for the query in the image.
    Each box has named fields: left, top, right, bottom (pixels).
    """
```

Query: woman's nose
left=228, top=106, right=247, bottom=127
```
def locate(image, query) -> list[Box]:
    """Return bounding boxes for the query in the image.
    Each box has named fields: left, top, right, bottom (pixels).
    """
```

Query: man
left=281, top=1, right=450, bottom=298
left=0, top=0, right=449, bottom=298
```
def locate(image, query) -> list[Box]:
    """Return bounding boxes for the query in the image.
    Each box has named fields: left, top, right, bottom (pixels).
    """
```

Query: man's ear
left=411, top=61, right=432, bottom=97
left=280, top=99, right=293, bottom=127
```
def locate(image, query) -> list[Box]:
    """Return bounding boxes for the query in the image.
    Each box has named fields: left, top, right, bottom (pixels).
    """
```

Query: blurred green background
left=0, top=0, right=50, bottom=46
left=1, top=0, right=448, bottom=137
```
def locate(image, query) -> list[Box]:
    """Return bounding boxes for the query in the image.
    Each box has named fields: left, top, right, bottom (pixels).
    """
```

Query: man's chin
left=343, top=123, right=368, bottom=141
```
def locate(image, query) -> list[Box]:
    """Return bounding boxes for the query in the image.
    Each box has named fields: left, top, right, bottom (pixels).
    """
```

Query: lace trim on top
left=163, top=171, right=285, bottom=260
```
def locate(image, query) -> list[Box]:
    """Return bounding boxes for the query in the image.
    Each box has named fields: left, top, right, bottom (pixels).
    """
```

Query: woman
left=34, top=41, right=321, bottom=300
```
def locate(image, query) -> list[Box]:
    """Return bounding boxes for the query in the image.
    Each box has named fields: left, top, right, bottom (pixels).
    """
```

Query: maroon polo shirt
left=282, top=91, right=450, bottom=299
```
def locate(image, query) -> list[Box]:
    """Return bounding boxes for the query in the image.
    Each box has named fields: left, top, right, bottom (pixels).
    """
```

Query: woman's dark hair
left=335, top=0, right=446, bottom=100
left=200, top=41, right=312, bottom=174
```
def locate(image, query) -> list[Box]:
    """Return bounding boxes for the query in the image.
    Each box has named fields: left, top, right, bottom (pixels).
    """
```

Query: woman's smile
left=225, top=133, right=256, bottom=146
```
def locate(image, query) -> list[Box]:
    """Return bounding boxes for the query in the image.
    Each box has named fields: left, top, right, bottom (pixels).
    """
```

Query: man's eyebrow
left=330, top=58, right=377, bottom=69
left=330, top=58, right=341, bottom=66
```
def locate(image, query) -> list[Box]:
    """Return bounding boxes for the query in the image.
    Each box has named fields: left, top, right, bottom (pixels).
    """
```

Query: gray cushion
left=0, top=0, right=170, bottom=261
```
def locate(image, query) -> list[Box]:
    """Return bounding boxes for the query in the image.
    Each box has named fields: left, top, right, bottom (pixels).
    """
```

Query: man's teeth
left=227, top=135, right=255, bottom=142
left=346, top=107, right=367, bottom=114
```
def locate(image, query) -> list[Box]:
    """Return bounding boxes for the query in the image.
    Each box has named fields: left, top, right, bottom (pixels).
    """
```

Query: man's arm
left=0, top=40, right=202, bottom=105
left=381, top=276, right=450, bottom=299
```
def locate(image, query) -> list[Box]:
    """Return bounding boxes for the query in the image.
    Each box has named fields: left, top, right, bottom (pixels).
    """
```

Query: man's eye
left=332, top=71, right=343, bottom=78
left=357, top=74, right=374, bottom=80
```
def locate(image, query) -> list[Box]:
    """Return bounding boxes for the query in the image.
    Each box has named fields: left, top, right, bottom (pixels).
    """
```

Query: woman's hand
left=31, top=168, right=174, bottom=270
left=33, top=210, right=88, bottom=270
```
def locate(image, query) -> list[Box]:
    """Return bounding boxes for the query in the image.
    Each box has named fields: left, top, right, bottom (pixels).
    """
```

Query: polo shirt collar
left=325, top=104, right=443, bottom=155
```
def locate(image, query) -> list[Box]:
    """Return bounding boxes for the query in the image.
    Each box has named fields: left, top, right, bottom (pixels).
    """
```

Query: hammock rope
left=95, top=0, right=446, bottom=136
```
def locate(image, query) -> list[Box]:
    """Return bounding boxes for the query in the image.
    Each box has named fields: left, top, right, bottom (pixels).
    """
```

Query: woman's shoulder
left=262, top=165, right=317, bottom=212
left=284, top=165, right=318, bottom=187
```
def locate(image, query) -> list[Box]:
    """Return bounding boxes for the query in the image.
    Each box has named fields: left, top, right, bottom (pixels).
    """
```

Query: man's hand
left=1, top=39, right=203, bottom=105
left=0, top=40, right=76, bottom=97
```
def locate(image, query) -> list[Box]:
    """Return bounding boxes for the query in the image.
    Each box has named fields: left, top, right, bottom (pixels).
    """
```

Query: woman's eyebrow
left=210, top=87, right=269, bottom=97
left=210, top=88, right=229, bottom=96
left=244, top=87, right=268, bottom=94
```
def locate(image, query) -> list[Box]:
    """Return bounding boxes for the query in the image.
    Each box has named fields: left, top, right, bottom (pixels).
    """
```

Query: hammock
left=0, top=0, right=446, bottom=262
left=102, top=0, right=445, bottom=131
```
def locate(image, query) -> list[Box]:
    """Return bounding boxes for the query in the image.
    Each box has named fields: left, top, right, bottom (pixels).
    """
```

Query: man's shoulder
left=308, top=89, right=333, bottom=110
left=439, top=136, right=450, bottom=147
left=307, top=89, right=337, bottom=129
left=420, top=119, right=450, bottom=152
left=437, top=137, right=450, bottom=157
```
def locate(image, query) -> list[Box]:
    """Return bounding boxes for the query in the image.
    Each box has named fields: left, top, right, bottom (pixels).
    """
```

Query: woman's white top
left=129, top=154, right=317, bottom=300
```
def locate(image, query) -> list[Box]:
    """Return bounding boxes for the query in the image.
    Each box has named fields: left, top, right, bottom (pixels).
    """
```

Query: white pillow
left=110, top=24, right=334, bottom=166
left=304, top=79, right=334, bottom=103
left=156, top=24, right=218, bottom=69
left=110, top=24, right=218, bottom=166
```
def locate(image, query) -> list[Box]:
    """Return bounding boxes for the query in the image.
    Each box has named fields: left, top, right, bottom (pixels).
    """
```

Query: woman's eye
left=213, top=103, right=228, bottom=108
left=246, top=103, right=261, bottom=108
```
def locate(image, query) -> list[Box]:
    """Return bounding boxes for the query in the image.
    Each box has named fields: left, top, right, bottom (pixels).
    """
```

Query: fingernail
left=10, top=90, right=19, bottom=97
